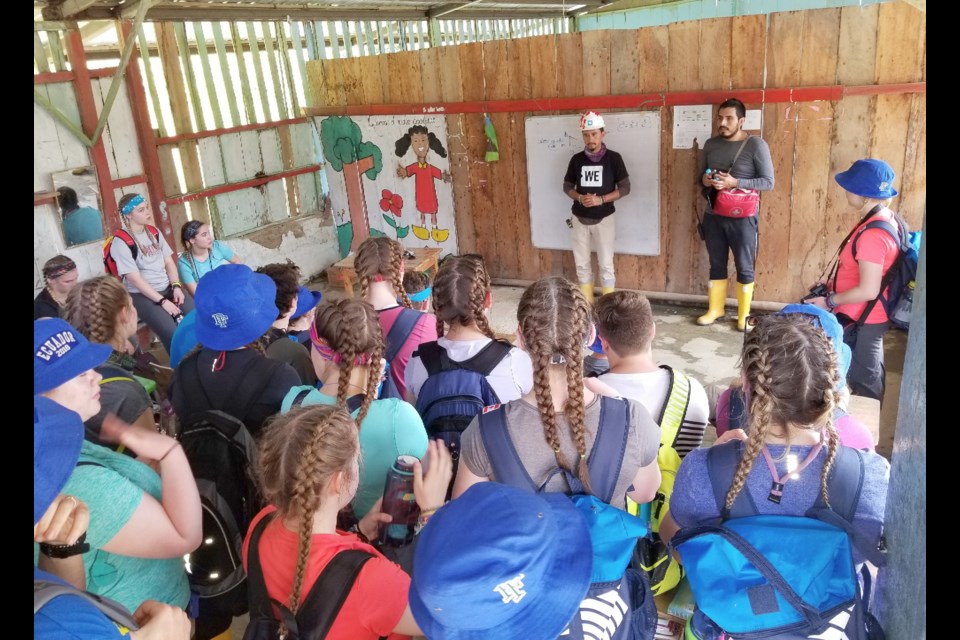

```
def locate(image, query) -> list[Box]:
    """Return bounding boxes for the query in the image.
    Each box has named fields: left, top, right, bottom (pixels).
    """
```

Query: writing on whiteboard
left=536, top=132, right=581, bottom=151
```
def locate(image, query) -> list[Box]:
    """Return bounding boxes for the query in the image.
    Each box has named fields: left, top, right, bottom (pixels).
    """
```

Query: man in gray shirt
left=696, top=98, right=775, bottom=331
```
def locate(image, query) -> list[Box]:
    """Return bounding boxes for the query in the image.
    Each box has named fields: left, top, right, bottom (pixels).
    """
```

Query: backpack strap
left=346, top=393, right=365, bottom=414
left=706, top=440, right=760, bottom=520
left=245, top=512, right=376, bottom=639
left=850, top=215, right=907, bottom=326
left=417, top=341, right=448, bottom=377
left=655, top=365, right=691, bottom=449
left=34, top=579, right=139, bottom=631
left=478, top=405, right=539, bottom=493
left=461, top=340, right=514, bottom=376
left=384, top=308, right=422, bottom=365
left=290, top=388, right=312, bottom=408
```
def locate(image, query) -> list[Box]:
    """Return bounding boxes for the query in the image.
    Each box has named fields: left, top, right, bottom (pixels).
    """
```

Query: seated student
left=355, top=237, right=438, bottom=398
left=63, top=276, right=157, bottom=447
left=170, top=264, right=301, bottom=439
left=595, top=291, right=710, bottom=458
left=35, top=255, right=80, bottom=320
left=34, top=318, right=202, bottom=614
left=287, top=286, right=322, bottom=346
left=410, top=483, right=594, bottom=640
left=405, top=253, right=533, bottom=404
left=661, top=314, right=889, bottom=578
left=34, top=396, right=192, bottom=640
left=256, top=263, right=317, bottom=387
left=453, top=277, right=662, bottom=510
left=243, top=404, right=452, bottom=640
left=109, top=193, right=194, bottom=355
left=281, top=298, right=428, bottom=525
left=402, top=270, right=432, bottom=312
left=177, top=220, right=242, bottom=296
left=714, top=303, right=876, bottom=451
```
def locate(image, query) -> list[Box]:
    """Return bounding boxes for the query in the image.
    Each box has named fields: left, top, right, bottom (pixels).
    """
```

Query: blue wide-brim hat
left=778, top=303, right=853, bottom=380
left=195, top=264, right=279, bottom=351
left=34, top=396, right=84, bottom=524
left=291, top=287, right=323, bottom=320
left=409, top=482, right=592, bottom=640
left=34, top=318, right=112, bottom=395
left=834, top=158, right=898, bottom=199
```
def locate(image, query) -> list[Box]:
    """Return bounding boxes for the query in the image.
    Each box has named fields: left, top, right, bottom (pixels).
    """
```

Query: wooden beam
left=430, top=1, right=486, bottom=19
left=59, top=0, right=100, bottom=19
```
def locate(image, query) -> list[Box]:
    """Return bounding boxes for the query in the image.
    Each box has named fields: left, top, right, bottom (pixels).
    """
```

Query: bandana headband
left=120, top=194, right=145, bottom=216
left=309, top=323, right=372, bottom=366
left=408, top=286, right=432, bottom=303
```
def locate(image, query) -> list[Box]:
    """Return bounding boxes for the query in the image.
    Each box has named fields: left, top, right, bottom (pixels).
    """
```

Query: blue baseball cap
left=34, top=318, right=112, bottom=395
left=409, top=482, right=592, bottom=640
left=834, top=159, right=898, bottom=199
left=778, top=304, right=853, bottom=380
left=34, top=396, right=85, bottom=524
left=195, top=264, right=278, bottom=351
left=291, top=287, right=323, bottom=320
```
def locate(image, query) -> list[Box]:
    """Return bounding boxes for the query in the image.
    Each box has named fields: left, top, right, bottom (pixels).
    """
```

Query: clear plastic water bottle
left=378, top=455, right=420, bottom=547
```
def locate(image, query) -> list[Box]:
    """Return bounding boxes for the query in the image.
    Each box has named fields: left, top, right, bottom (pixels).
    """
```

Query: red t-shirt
left=242, top=506, right=411, bottom=640
left=832, top=210, right=900, bottom=325
left=378, top=305, right=438, bottom=398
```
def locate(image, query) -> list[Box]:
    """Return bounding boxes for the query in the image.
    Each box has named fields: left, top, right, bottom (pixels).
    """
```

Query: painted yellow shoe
left=431, top=227, right=450, bottom=243
left=412, top=225, right=430, bottom=240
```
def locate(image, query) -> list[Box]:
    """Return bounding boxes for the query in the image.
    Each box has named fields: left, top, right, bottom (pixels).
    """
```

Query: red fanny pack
left=712, top=188, right=760, bottom=218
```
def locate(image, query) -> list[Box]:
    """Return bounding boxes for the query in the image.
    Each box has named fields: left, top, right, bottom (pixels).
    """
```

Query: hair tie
left=120, top=194, right=145, bottom=216
left=408, top=286, right=432, bottom=303
left=309, top=323, right=373, bottom=366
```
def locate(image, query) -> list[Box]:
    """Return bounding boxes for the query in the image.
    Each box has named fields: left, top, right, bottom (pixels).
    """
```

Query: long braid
left=432, top=254, right=495, bottom=339
left=389, top=244, right=413, bottom=308
left=254, top=405, right=359, bottom=637
left=356, top=336, right=384, bottom=427
left=63, top=276, right=131, bottom=347
left=532, top=348, right=571, bottom=473
left=814, top=326, right=842, bottom=507
left=564, top=283, right=593, bottom=494
left=468, top=257, right=496, bottom=339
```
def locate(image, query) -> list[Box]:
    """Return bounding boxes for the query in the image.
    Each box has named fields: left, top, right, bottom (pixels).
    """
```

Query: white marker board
left=526, top=111, right=660, bottom=256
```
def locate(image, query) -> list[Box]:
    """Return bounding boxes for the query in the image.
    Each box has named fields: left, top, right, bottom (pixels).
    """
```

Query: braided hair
left=431, top=254, right=495, bottom=339
left=517, top=277, right=594, bottom=493
left=724, top=314, right=842, bottom=512
left=63, top=275, right=132, bottom=347
left=312, top=299, right=385, bottom=427
left=355, top=237, right=413, bottom=308
left=255, top=404, right=359, bottom=636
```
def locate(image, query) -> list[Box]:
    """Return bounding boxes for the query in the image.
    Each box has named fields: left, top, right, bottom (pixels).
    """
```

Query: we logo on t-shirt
left=581, top=166, right=603, bottom=187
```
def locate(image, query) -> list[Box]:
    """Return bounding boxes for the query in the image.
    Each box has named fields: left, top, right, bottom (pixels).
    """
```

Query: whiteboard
left=525, top=112, right=660, bottom=256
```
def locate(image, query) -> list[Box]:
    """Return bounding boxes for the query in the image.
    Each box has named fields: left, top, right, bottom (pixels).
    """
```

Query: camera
left=801, top=283, right=830, bottom=302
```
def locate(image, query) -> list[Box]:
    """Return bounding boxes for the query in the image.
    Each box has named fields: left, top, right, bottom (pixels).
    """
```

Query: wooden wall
left=305, top=4, right=925, bottom=303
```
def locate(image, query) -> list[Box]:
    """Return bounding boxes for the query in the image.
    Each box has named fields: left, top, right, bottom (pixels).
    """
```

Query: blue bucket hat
left=34, top=396, right=85, bottom=524
left=195, top=264, right=278, bottom=351
left=778, top=303, right=853, bottom=380
left=34, top=318, right=112, bottom=395
left=834, top=159, right=898, bottom=199
left=409, top=482, right=592, bottom=640
left=291, top=287, right=323, bottom=320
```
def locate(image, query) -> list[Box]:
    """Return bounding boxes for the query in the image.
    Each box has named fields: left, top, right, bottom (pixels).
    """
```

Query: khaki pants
left=571, top=214, right=616, bottom=286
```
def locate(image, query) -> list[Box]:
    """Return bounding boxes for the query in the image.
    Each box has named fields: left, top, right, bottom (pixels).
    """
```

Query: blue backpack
left=849, top=213, right=918, bottom=330
left=672, top=441, right=887, bottom=639
left=414, top=339, right=512, bottom=466
left=479, top=397, right=657, bottom=640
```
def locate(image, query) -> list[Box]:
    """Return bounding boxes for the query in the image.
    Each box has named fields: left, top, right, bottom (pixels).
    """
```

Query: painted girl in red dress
left=395, top=126, right=452, bottom=243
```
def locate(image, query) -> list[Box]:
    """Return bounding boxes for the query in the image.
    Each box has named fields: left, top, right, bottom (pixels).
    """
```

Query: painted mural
left=318, top=115, right=458, bottom=258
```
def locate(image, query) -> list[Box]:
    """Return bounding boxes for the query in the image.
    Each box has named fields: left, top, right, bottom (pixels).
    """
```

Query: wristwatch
left=39, top=532, right=90, bottom=559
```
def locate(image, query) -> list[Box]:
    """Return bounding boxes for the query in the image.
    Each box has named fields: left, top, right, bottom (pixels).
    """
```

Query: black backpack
left=850, top=215, right=916, bottom=327
left=178, top=353, right=267, bottom=620
left=243, top=513, right=375, bottom=640
left=414, top=339, right=512, bottom=468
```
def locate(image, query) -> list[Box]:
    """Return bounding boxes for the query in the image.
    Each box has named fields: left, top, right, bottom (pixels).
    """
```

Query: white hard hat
left=579, top=111, right=605, bottom=131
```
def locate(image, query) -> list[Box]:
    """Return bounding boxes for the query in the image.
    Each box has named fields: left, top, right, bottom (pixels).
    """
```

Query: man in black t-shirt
left=563, top=111, right=631, bottom=303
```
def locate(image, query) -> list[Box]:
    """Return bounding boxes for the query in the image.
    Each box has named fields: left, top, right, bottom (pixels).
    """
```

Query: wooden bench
left=326, top=247, right=441, bottom=297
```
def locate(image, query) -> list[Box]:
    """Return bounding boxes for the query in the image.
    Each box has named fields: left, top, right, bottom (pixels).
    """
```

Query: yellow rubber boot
left=696, top=280, right=728, bottom=326
left=579, top=283, right=595, bottom=304
left=736, top=282, right=755, bottom=331
left=601, top=285, right=615, bottom=295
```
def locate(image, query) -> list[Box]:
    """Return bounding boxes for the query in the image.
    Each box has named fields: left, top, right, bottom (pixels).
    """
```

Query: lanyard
left=760, top=443, right=823, bottom=504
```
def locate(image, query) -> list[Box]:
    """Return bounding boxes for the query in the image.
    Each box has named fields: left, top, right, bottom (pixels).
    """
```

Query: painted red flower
left=379, top=189, right=403, bottom=216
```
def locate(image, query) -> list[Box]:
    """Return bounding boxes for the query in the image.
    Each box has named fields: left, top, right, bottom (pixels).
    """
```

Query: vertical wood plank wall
left=305, top=5, right=925, bottom=303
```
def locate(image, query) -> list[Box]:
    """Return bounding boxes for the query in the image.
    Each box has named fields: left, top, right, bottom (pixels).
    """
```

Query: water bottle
left=378, top=455, right=420, bottom=547
left=890, top=280, right=915, bottom=328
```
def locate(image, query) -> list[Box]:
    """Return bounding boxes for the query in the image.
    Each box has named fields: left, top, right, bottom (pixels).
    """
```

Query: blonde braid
left=63, top=276, right=130, bottom=347
left=289, top=427, right=326, bottom=616
left=389, top=244, right=413, bottom=309
left=531, top=348, right=572, bottom=474
left=564, top=283, right=593, bottom=494
left=469, top=258, right=496, bottom=340
left=724, top=340, right=772, bottom=512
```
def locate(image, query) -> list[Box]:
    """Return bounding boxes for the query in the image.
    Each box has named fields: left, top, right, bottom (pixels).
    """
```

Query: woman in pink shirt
left=808, top=159, right=904, bottom=401
left=355, top=237, right=438, bottom=399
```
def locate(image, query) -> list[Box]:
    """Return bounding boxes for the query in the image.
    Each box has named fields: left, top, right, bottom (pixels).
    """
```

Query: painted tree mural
left=320, top=116, right=383, bottom=252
